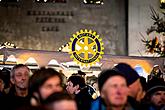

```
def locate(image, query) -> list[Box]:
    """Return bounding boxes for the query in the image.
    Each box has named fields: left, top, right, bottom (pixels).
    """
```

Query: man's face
left=93, top=82, right=98, bottom=91
left=39, top=76, right=63, bottom=99
left=153, top=66, right=160, bottom=73
left=151, top=91, right=165, bottom=107
left=101, top=75, right=128, bottom=107
left=66, top=81, right=78, bottom=94
left=12, top=66, right=30, bottom=89
left=51, top=100, right=77, bottom=110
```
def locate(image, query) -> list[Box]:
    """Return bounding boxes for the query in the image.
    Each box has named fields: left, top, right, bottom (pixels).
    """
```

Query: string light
left=83, top=0, right=104, bottom=5
left=160, top=0, right=165, bottom=3
left=58, top=43, right=70, bottom=52
left=0, top=42, right=17, bottom=49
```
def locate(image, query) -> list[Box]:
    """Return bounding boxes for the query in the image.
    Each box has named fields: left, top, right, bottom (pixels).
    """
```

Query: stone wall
left=0, top=0, right=127, bottom=55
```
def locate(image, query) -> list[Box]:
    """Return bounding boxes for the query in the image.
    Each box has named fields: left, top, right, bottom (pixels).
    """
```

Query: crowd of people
left=0, top=63, right=164, bottom=110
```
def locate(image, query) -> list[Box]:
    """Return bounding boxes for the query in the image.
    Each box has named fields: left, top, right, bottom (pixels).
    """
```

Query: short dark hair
left=43, top=91, right=74, bottom=104
left=139, top=76, right=147, bottom=91
left=43, top=92, right=75, bottom=110
left=0, top=68, right=11, bottom=88
left=68, top=75, right=86, bottom=88
left=11, top=64, right=30, bottom=78
left=17, top=106, right=46, bottom=110
left=29, top=67, right=63, bottom=94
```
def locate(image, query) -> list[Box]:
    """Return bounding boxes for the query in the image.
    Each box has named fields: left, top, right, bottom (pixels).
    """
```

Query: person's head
left=145, top=77, right=165, bottom=109
left=150, top=91, right=165, bottom=109
left=0, top=70, right=5, bottom=92
left=92, top=81, right=98, bottom=91
left=113, top=63, right=142, bottom=100
left=29, top=67, right=63, bottom=105
left=1, top=67, right=11, bottom=89
left=10, top=64, right=30, bottom=90
left=136, top=76, right=147, bottom=101
left=152, top=65, right=160, bottom=73
left=43, top=92, right=77, bottom=110
left=17, top=106, right=46, bottom=110
left=98, top=69, right=128, bottom=109
left=66, top=75, right=86, bottom=94
left=77, top=70, right=86, bottom=78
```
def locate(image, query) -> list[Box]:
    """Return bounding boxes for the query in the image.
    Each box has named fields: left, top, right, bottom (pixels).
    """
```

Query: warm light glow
left=62, top=61, right=78, bottom=66
left=0, top=55, right=3, bottom=61
left=6, top=55, right=17, bottom=63
left=16, top=57, right=27, bottom=64
left=134, top=65, right=148, bottom=79
left=160, top=0, right=165, bottom=9
left=48, top=59, right=59, bottom=65
left=160, top=0, right=165, bottom=3
left=25, top=57, right=38, bottom=64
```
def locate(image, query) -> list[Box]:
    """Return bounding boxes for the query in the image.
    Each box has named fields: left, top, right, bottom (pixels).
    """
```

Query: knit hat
left=98, top=69, right=126, bottom=92
left=146, top=77, right=165, bottom=96
left=113, top=63, right=140, bottom=86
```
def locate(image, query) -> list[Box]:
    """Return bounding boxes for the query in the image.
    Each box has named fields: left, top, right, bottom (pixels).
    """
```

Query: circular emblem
left=69, top=29, right=104, bottom=67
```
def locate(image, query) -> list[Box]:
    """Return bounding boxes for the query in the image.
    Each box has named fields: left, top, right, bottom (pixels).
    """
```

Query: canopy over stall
left=0, top=48, right=71, bottom=66
left=0, top=48, right=164, bottom=77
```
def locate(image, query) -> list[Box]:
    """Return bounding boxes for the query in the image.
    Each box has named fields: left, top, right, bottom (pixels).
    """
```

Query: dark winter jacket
left=5, top=86, right=30, bottom=110
left=75, top=86, right=94, bottom=110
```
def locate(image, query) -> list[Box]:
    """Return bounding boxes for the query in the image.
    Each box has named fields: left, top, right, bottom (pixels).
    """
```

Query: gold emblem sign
left=69, top=29, right=104, bottom=67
